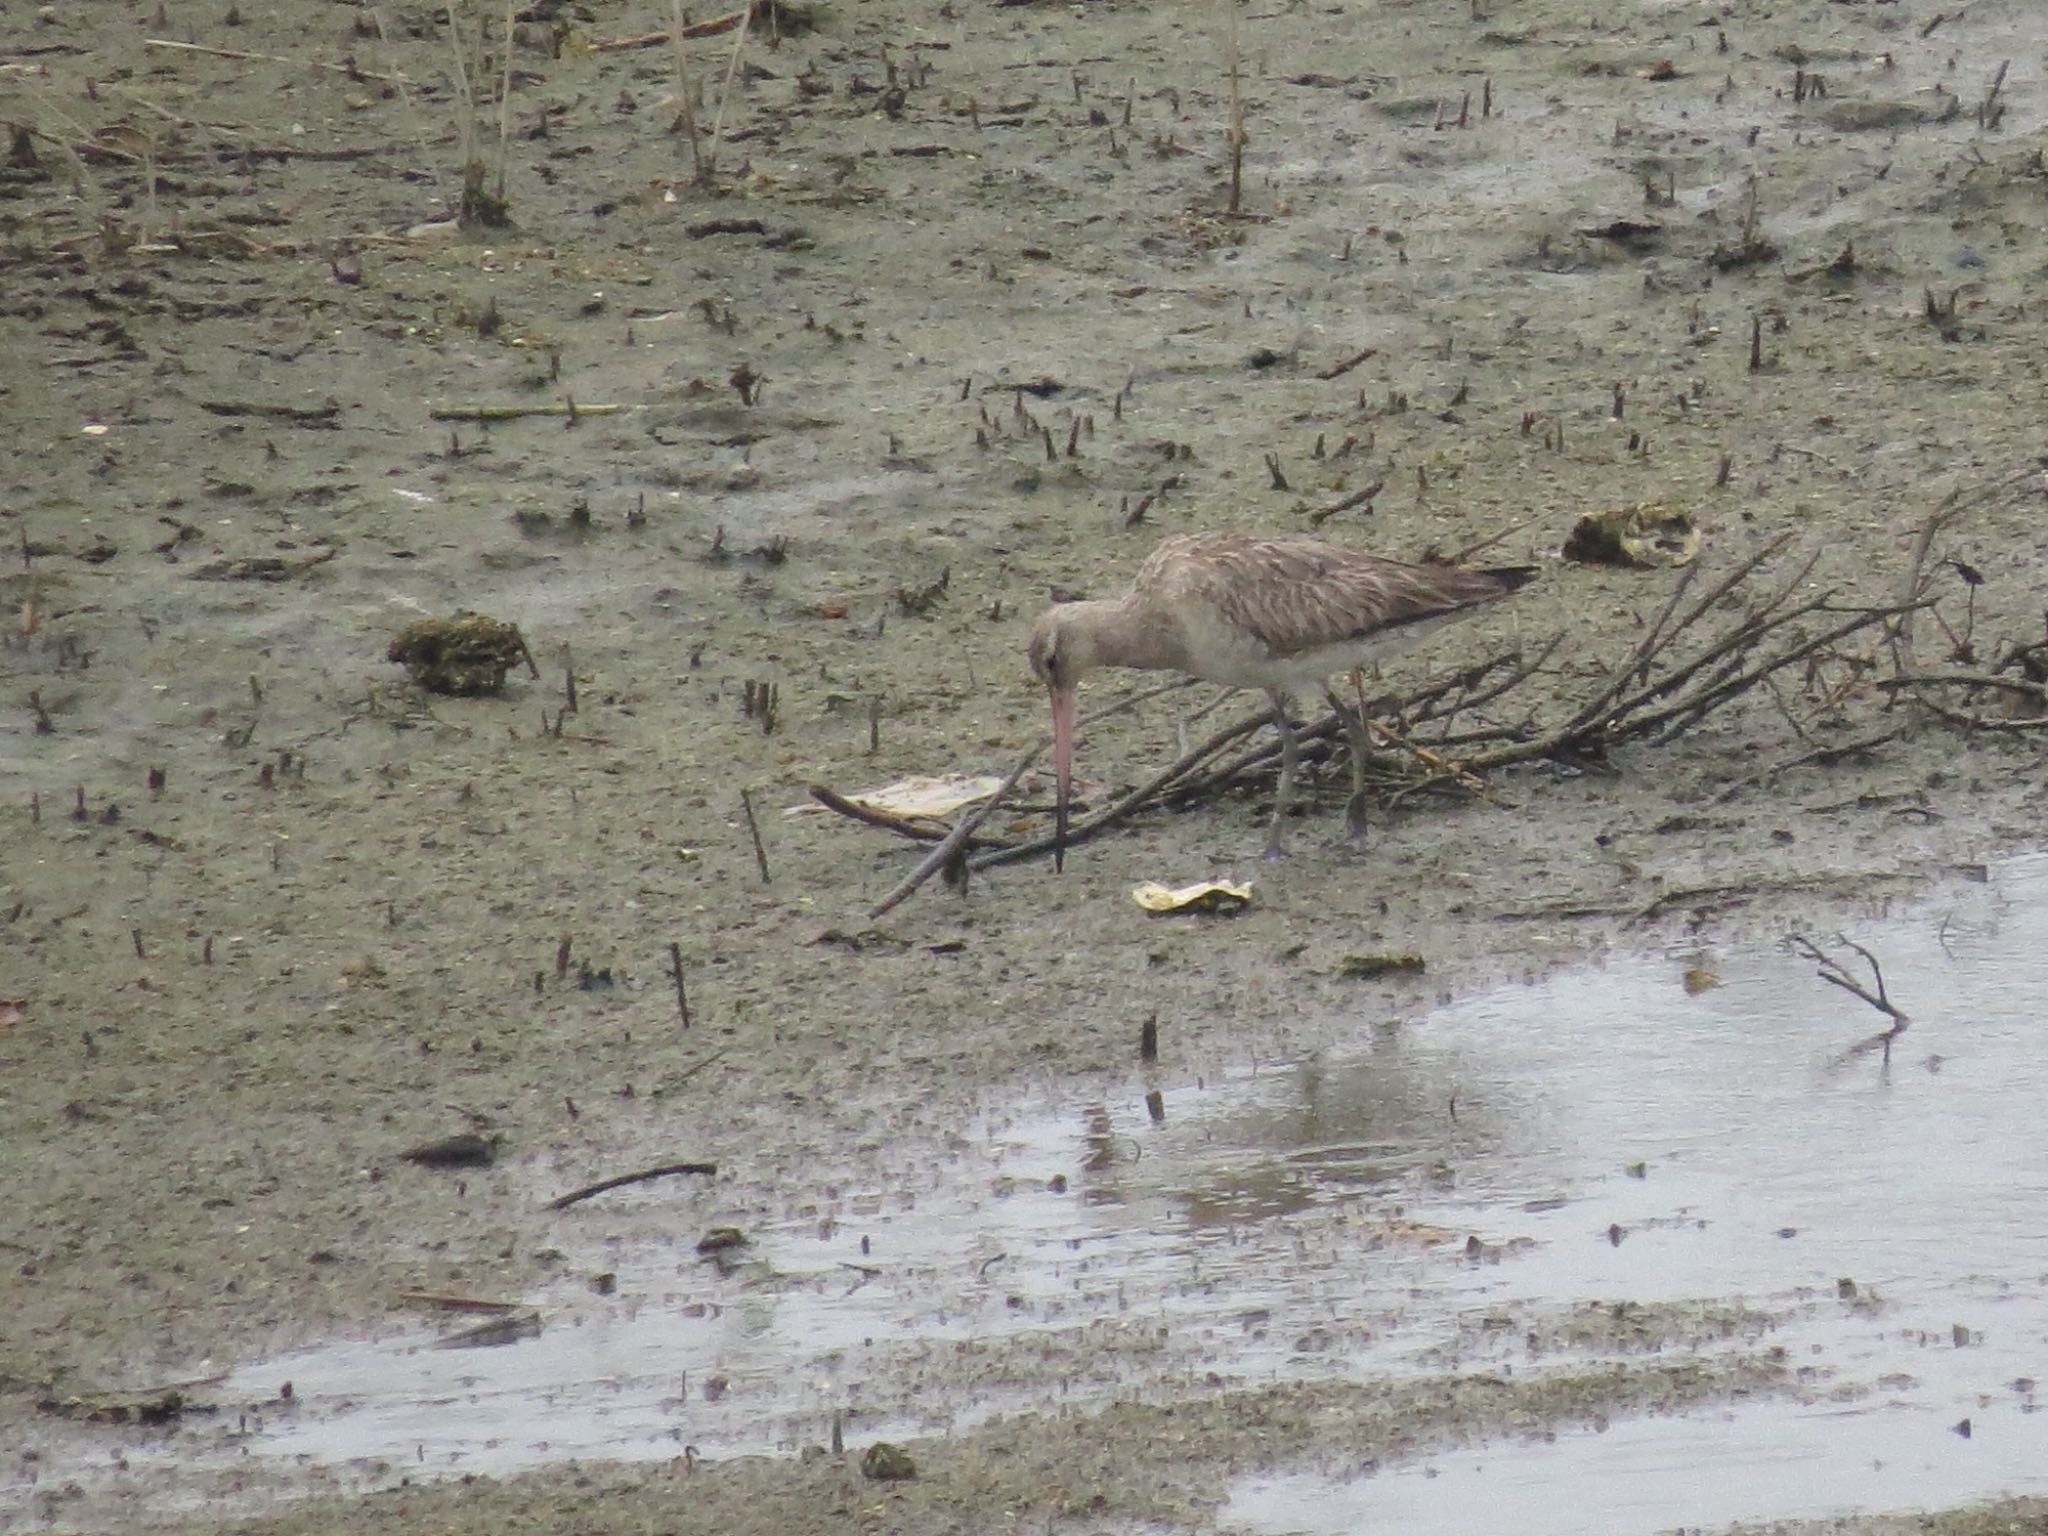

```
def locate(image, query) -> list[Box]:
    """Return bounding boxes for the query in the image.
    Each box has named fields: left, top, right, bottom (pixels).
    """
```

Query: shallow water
left=1227, top=851, right=2048, bottom=1534
left=19, top=855, right=2048, bottom=1531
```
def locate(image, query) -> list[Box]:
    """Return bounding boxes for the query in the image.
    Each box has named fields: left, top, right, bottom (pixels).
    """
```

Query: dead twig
left=1894, top=463, right=2045, bottom=674
left=1359, top=713, right=1492, bottom=797
left=1400, top=641, right=1562, bottom=733
left=1559, top=535, right=1794, bottom=739
left=1791, top=932, right=1911, bottom=1065
left=398, top=1291, right=524, bottom=1312
left=870, top=747, right=1037, bottom=915
left=1709, top=729, right=1901, bottom=804
left=546, top=1160, right=719, bottom=1211
left=1448, top=521, right=1530, bottom=565
left=1876, top=670, right=2048, bottom=709
left=808, top=788, right=935, bottom=841
left=144, top=36, right=414, bottom=82
left=1308, top=481, right=1382, bottom=526
left=429, top=403, right=628, bottom=422
left=1893, top=695, right=2048, bottom=733
left=592, top=6, right=753, bottom=51
left=1500, top=870, right=1910, bottom=924
left=971, top=707, right=1269, bottom=872
left=1630, top=601, right=1928, bottom=749
left=808, top=785, right=1011, bottom=848
left=740, top=788, right=772, bottom=882
left=1315, top=346, right=1377, bottom=380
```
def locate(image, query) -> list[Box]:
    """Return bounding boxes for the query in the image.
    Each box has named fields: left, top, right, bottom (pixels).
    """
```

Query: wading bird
left=1026, top=531, right=1536, bottom=865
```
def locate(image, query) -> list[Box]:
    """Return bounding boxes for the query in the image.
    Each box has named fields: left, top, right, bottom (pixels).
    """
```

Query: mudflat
left=4, top=0, right=2046, bottom=1530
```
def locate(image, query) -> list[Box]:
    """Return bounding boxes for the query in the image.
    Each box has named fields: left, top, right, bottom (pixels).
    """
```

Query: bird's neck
left=1067, top=597, right=1182, bottom=676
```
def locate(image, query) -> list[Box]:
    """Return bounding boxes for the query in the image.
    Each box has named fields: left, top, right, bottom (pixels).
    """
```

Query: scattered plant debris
left=387, top=613, right=537, bottom=695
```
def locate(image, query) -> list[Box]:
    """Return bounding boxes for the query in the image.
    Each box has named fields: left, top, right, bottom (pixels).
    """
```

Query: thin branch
left=1408, top=638, right=1563, bottom=731
left=1576, top=542, right=1815, bottom=735
left=546, top=1159, right=718, bottom=1211
left=700, top=0, right=754, bottom=179
left=1561, top=535, right=1791, bottom=736
left=592, top=6, right=754, bottom=51
left=1888, top=694, right=2048, bottom=733
left=1709, top=729, right=1900, bottom=805
left=1448, top=520, right=1530, bottom=565
left=864, top=748, right=1035, bottom=916
left=1791, top=932, right=1911, bottom=1064
left=1895, top=462, right=2046, bottom=672
left=970, top=707, right=1268, bottom=872
left=808, top=785, right=1007, bottom=846
left=1359, top=714, right=1490, bottom=795
left=1876, top=671, right=2048, bottom=704
left=144, top=37, right=415, bottom=82
left=1632, top=602, right=1925, bottom=747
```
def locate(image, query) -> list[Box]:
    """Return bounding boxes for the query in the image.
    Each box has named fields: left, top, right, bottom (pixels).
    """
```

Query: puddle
left=15, top=854, right=2048, bottom=1532
left=1227, top=851, right=2048, bottom=1534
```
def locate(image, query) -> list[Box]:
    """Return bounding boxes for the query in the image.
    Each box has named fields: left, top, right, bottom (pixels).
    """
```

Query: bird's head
left=1025, top=602, right=1097, bottom=875
left=1025, top=604, right=1098, bottom=692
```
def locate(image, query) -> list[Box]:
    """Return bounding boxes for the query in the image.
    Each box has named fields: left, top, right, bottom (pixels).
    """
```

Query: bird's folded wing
left=1146, top=535, right=1512, bottom=660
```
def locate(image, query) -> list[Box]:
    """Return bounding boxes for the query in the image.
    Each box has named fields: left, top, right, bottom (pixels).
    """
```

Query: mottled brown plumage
left=1027, top=532, right=1535, bottom=863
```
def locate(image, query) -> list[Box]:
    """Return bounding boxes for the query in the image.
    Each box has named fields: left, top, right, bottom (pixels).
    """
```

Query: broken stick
left=547, top=1160, right=718, bottom=1211
left=429, top=403, right=629, bottom=422
left=1791, top=932, right=1910, bottom=1065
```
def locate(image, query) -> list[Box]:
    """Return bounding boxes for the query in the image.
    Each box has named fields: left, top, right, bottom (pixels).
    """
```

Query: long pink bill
left=1049, top=683, right=1076, bottom=873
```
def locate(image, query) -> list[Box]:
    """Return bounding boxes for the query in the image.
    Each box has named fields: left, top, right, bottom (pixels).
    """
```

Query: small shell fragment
left=1131, top=879, right=1254, bottom=916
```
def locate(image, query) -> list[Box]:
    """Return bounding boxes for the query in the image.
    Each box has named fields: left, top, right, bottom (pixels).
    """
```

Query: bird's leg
left=1326, top=679, right=1372, bottom=845
left=1265, top=688, right=1295, bottom=860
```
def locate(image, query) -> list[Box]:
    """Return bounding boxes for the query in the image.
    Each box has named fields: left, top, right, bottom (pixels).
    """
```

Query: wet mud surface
left=4, top=0, right=2048, bottom=1530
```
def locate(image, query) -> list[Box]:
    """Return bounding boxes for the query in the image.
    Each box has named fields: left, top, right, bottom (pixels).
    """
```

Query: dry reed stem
left=701, top=3, right=754, bottom=183
left=443, top=1, right=513, bottom=224
left=1894, top=461, right=2044, bottom=676
left=496, top=0, right=515, bottom=172
left=16, top=82, right=104, bottom=194
left=443, top=4, right=476, bottom=166
left=670, top=0, right=704, bottom=182
left=143, top=37, right=414, bottom=82
left=1219, top=0, right=1245, bottom=214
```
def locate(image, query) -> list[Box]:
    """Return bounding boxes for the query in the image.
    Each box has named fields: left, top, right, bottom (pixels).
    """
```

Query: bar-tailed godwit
left=1026, top=531, right=1536, bottom=864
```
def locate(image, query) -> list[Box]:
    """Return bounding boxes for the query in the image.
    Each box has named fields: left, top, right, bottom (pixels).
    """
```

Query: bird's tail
left=1480, top=566, right=1540, bottom=595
